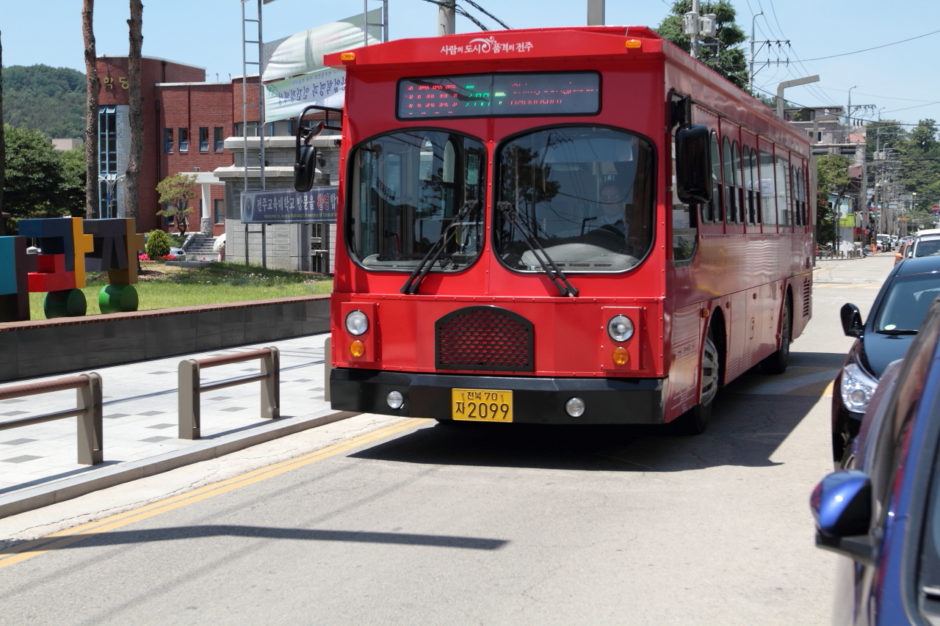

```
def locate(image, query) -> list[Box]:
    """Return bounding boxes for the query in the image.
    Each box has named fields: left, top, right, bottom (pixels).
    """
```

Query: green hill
left=3, top=64, right=85, bottom=139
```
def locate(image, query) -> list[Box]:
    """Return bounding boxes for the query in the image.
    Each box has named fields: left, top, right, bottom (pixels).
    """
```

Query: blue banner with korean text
left=240, top=187, right=338, bottom=224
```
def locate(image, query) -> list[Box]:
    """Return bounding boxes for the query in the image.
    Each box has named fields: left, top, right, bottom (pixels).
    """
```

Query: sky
left=2, top=0, right=938, bottom=129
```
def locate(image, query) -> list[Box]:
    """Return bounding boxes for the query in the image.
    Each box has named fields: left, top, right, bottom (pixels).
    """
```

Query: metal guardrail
left=178, top=347, right=280, bottom=440
left=0, top=373, right=103, bottom=464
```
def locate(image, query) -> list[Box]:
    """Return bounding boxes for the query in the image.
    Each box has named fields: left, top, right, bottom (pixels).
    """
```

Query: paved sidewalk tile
left=0, top=334, right=332, bottom=503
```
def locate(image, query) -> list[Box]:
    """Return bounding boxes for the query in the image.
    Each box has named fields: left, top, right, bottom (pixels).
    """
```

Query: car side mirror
left=675, top=124, right=712, bottom=204
left=840, top=303, right=864, bottom=338
left=810, top=470, right=875, bottom=565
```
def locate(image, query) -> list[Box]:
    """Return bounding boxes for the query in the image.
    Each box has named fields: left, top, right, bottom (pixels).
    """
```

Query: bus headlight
left=840, top=362, right=878, bottom=413
left=607, top=315, right=634, bottom=342
left=345, top=310, right=369, bottom=336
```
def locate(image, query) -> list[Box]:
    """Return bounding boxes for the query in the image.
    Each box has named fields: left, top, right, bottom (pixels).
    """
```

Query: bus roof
left=324, top=26, right=665, bottom=71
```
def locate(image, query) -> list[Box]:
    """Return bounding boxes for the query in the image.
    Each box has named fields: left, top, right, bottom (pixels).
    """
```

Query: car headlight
left=345, top=310, right=369, bottom=336
left=607, top=315, right=635, bottom=342
left=840, top=362, right=878, bottom=414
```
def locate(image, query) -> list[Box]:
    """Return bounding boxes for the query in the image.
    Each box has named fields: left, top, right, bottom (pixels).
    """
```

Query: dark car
left=811, top=298, right=940, bottom=625
left=831, top=256, right=940, bottom=463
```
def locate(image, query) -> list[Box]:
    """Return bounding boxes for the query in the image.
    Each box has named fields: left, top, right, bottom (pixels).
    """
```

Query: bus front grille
left=435, top=306, right=534, bottom=372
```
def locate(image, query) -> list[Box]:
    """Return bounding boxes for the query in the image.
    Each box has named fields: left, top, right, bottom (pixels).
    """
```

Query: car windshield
left=493, top=126, right=654, bottom=273
left=874, top=274, right=940, bottom=332
left=347, top=130, right=486, bottom=271
left=914, top=238, right=940, bottom=258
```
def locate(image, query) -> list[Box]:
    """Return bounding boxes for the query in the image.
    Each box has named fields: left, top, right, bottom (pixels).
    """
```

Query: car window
left=874, top=275, right=940, bottom=332
left=915, top=239, right=940, bottom=258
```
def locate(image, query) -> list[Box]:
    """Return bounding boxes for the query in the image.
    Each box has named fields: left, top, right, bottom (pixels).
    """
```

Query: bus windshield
left=348, top=130, right=486, bottom=271
left=495, top=126, right=654, bottom=273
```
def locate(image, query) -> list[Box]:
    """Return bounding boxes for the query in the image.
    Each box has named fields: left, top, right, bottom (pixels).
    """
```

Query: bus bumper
left=330, top=368, right=666, bottom=425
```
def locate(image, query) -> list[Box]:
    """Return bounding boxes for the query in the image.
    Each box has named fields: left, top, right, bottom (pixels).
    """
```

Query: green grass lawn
left=28, top=262, right=332, bottom=319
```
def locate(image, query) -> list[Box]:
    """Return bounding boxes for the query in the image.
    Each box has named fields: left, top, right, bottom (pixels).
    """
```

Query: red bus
left=294, top=26, right=814, bottom=433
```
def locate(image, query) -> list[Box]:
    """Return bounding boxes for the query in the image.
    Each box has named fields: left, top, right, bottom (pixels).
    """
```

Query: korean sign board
left=240, top=187, right=337, bottom=224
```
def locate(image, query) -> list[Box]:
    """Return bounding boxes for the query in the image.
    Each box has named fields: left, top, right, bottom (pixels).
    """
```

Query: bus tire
left=760, top=294, right=792, bottom=375
left=674, top=328, right=720, bottom=435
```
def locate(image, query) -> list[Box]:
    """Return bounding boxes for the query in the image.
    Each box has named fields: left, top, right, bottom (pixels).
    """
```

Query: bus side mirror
left=294, top=145, right=317, bottom=192
left=675, top=124, right=712, bottom=204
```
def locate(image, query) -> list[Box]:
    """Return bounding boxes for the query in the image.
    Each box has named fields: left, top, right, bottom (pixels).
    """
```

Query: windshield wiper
left=496, top=201, right=578, bottom=297
left=877, top=328, right=919, bottom=335
left=401, top=200, right=480, bottom=295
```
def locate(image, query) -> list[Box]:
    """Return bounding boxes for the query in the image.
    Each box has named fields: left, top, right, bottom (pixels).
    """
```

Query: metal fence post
left=76, top=373, right=103, bottom=465
left=260, top=347, right=280, bottom=419
left=179, top=359, right=201, bottom=440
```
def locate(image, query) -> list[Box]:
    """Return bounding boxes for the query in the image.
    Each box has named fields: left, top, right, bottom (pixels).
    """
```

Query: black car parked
left=832, top=256, right=940, bottom=464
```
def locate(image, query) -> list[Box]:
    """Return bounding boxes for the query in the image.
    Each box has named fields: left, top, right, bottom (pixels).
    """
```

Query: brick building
left=96, top=56, right=261, bottom=237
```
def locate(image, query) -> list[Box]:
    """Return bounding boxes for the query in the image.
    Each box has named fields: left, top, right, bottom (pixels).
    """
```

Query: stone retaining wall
left=0, top=296, right=330, bottom=383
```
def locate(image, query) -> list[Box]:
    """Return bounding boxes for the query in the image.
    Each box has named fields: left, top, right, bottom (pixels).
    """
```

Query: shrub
left=145, top=229, right=172, bottom=259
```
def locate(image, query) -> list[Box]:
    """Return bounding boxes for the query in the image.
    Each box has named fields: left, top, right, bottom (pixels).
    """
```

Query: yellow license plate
left=451, top=388, right=513, bottom=422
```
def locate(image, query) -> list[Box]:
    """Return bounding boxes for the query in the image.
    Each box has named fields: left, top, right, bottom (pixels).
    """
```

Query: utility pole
left=438, top=0, right=455, bottom=36
left=682, top=1, right=716, bottom=60
left=846, top=85, right=856, bottom=127
left=587, top=0, right=604, bottom=26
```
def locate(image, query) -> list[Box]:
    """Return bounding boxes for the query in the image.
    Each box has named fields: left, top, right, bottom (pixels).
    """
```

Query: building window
left=214, top=126, right=224, bottom=152
left=199, top=127, right=209, bottom=153
left=98, top=106, right=119, bottom=218
left=214, top=199, right=225, bottom=224
left=179, top=127, right=189, bottom=152
left=164, top=128, right=173, bottom=153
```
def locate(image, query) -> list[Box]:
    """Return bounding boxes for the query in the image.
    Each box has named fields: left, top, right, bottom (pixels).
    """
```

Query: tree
left=3, top=65, right=85, bottom=138
left=3, top=125, right=81, bottom=219
left=815, top=154, right=851, bottom=248
left=82, top=0, right=99, bottom=218
left=156, top=173, right=197, bottom=237
left=0, top=30, right=6, bottom=235
left=125, top=0, right=143, bottom=223
left=656, top=1, right=748, bottom=89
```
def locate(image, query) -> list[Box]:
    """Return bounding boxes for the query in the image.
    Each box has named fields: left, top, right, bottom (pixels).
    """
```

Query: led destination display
left=397, top=72, right=600, bottom=119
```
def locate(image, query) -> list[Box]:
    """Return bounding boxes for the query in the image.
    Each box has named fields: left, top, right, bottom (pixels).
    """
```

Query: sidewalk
left=0, top=333, right=345, bottom=518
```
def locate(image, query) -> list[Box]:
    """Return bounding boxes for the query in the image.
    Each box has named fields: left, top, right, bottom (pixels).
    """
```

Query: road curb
left=0, top=410, right=356, bottom=519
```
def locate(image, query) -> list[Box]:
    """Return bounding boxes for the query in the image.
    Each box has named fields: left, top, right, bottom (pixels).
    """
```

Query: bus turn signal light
left=340, top=51, right=357, bottom=62
left=349, top=340, right=365, bottom=358
left=624, top=39, right=643, bottom=50
left=612, top=347, right=629, bottom=366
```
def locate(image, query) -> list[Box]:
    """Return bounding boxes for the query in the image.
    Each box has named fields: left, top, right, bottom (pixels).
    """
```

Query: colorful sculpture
left=0, top=217, right=146, bottom=321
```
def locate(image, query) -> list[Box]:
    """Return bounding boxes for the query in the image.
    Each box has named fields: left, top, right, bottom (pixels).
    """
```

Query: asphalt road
left=0, top=254, right=897, bottom=625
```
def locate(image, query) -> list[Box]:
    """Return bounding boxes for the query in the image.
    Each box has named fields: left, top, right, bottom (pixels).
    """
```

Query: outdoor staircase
left=182, top=233, right=217, bottom=262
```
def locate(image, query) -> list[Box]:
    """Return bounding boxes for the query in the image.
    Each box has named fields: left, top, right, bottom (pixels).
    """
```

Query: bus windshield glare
left=495, top=126, right=654, bottom=273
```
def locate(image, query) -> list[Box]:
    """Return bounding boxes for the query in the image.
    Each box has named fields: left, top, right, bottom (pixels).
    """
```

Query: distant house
left=51, top=138, right=83, bottom=151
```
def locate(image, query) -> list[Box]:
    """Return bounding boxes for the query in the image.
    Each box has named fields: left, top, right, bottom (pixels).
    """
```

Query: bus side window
left=722, top=136, right=737, bottom=224
left=706, top=131, right=721, bottom=223
left=760, top=149, right=777, bottom=226
left=672, top=137, right=697, bottom=262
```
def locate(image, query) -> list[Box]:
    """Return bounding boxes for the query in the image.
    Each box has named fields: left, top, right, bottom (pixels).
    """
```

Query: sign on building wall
left=240, top=187, right=338, bottom=224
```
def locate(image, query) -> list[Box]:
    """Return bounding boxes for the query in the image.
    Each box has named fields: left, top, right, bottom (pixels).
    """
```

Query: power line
left=461, top=0, right=510, bottom=30
left=795, top=28, right=940, bottom=62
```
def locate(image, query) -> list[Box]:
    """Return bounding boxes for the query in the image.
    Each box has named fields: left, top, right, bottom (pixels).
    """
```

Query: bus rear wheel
left=674, top=329, right=720, bottom=435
